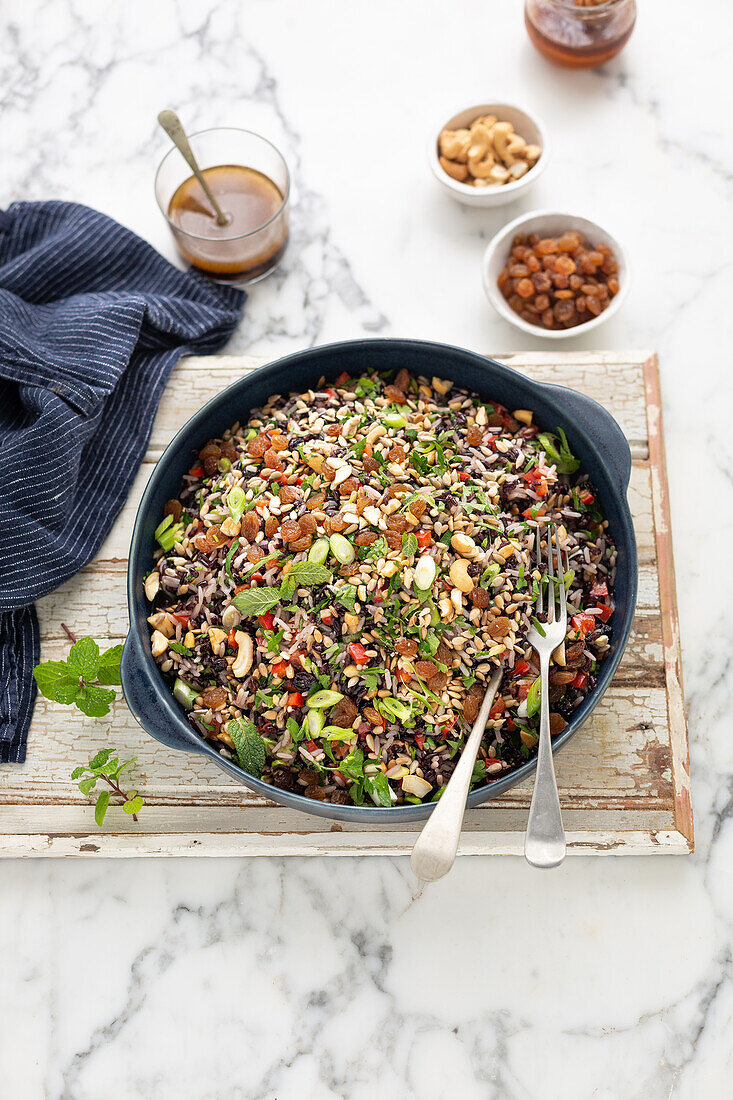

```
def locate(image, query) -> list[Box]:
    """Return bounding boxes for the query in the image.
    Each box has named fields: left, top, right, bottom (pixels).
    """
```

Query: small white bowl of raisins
left=482, top=210, right=630, bottom=338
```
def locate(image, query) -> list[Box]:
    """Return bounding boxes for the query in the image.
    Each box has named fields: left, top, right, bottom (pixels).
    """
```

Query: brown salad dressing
left=167, top=164, right=288, bottom=280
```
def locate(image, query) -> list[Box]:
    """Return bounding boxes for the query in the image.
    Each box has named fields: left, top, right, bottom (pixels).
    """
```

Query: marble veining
left=1, top=0, right=732, bottom=1096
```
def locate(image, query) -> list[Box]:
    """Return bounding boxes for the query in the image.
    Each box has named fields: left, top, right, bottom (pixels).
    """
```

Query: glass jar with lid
left=525, top=0, right=636, bottom=69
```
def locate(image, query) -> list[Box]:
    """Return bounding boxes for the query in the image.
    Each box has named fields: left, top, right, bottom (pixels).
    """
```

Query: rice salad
left=145, top=368, right=616, bottom=808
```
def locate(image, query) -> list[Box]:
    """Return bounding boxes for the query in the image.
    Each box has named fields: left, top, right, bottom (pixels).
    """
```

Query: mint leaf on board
left=33, top=661, right=78, bottom=703
left=94, top=791, right=110, bottom=827
left=96, top=644, right=124, bottom=685
left=228, top=718, right=267, bottom=778
left=75, top=684, right=116, bottom=718
left=66, top=637, right=101, bottom=681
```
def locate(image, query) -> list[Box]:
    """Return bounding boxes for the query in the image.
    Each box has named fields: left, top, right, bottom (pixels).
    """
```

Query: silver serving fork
left=525, top=526, right=567, bottom=868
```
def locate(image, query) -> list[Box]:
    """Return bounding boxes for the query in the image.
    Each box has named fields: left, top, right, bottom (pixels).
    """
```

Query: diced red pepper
left=572, top=671, right=588, bottom=690
left=395, top=668, right=411, bottom=684
left=335, top=372, right=351, bottom=385
left=296, top=476, right=304, bottom=485
left=372, top=589, right=385, bottom=602
left=258, top=612, right=275, bottom=631
left=227, top=628, right=237, bottom=647
left=171, top=612, right=190, bottom=626
left=414, top=734, right=425, bottom=749
left=252, top=572, right=265, bottom=583
left=523, top=467, right=544, bottom=485
left=272, top=659, right=288, bottom=678
left=595, top=604, right=613, bottom=623
left=416, top=530, right=432, bottom=548
left=486, top=435, right=497, bottom=451
left=439, top=715, right=458, bottom=733
left=189, top=464, right=203, bottom=477
left=535, top=480, right=548, bottom=497
left=458, top=471, right=470, bottom=482
left=489, top=699, right=505, bottom=719
left=505, top=717, right=516, bottom=731
left=572, top=613, right=596, bottom=636
left=324, top=387, right=334, bottom=397
left=517, top=682, right=531, bottom=701
left=307, top=739, right=318, bottom=752
left=523, top=506, right=545, bottom=520
left=590, top=579, right=608, bottom=600
left=579, top=489, right=594, bottom=505
left=514, top=659, right=530, bottom=676
left=321, top=611, right=333, bottom=624
left=288, top=692, right=305, bottom=707
left=348, top=642, right=369, bottom=666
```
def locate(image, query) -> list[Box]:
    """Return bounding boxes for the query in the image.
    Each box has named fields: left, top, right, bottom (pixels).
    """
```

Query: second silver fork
left=525, top=525, right=568, bottom=868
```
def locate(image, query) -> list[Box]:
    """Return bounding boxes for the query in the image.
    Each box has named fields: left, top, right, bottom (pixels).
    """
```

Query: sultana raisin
left=394, top=368, right=411, bottom=392
left=388, top=445, right=405, bottom=463
left=586, top=296, right=602, bottom=316
left=408, top=497, right=427, bottom=518
left=536, top=238, right=559, bottom=254
left=384, top=384, right=406, bottom=403
left=516, top=278, right=535, bottom=299
left=533, top=294, right=550, bottom=313
left=549, top=713, right=567, bottom=737
left=289, top=535, right=313, bottom=552
left=363, top=456, right=379, bottom=472
left=246, top=544, right=266, bottom=564
left=327, top=424, right=342, bottom=438
left=279, top=485, right=299, bottom=505
left=164, top=499, right=182, bottom=521
left=199, top=442, right=221, bottom=461
left=324, top=514, right=345, bottom=535
left=463, top=694, right=480, bottom=723
left=395, top=638, right=418, bottom=656
left=555, top=255, right=576, bottom=275
left=415, top=660, right=438, bottom=681
left=269, top=433, right=289, bottom=451
left=264, top=516, right=280, bottom=537
left=220, top=440, right=238, bottom=461
left=263, top=449, right=283, bottom=471
left=385, top=531, right=403, bottom=550
left=203, top=455, right=219, bottom=477
left=386, top=514, right=407, bottom=532
left=305, top=492, right=325, bottom=510
left=298, top=514, right=317, bottom=535
left=280, top=520, right=303, bottom=542
left=247, top=436, right=268, bottom=458
left=338, top=477, right=360, bottom=496
left=200, top=687, right=227, bottom=709
left=355, top=530, right=378, bottom=546
left=554, top=300, right=576, bottom=323
left=466, top=425, right=483, bottom=446
left=241, top=513, right=260, bottom=542
left=487, top=616, right=511, bottom=639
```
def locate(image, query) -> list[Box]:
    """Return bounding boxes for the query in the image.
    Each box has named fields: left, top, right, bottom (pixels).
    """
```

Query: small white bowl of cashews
left=428, top=102, right=550, bottom=207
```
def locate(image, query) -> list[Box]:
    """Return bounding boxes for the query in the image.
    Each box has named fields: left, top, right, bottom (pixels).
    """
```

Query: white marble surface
left=1, top=1, right=731, bottom=1096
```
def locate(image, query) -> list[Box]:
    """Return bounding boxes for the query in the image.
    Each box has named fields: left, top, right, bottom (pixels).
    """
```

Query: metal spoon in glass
left=410, top=668, right=502, bottom=883
left=157, top=109, right=228, bottom=226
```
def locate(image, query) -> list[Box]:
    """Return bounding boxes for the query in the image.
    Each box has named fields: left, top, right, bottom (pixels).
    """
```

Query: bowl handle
left=544, top=384, right=632, bottom=494
left=121, top=630, right=207, bottom=755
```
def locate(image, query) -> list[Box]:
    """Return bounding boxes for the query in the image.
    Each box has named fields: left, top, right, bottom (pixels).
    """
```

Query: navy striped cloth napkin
left=0, top=200, right=244, bottom=763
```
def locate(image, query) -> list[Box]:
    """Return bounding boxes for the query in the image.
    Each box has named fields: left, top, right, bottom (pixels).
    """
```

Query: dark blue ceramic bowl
left=122, top=339, right=637, bottom=823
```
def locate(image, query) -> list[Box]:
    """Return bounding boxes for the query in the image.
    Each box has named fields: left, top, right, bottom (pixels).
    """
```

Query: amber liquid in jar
left=525, top=0, right=636, bottom=69
left=167, top=164, right=288, bottom=281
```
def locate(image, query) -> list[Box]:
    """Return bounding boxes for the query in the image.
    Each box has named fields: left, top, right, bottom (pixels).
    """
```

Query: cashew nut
left=450, top=587, right=464, bottom=614
left=451, top=532, right=476, bottom=557
left=344, top=612, right=360, bottom=633
left=220, top=516, right=241, bottom=537
left=513, top=409, right=533, bottom=425
left=221, top=604, right=242, bottom=630
left=439, top=155, right=469, bottom=182
left=147, top=611, right=174, bottom=637
left=401, top=774, right=432, bottom=798
left=150, top=629, right=169, bottom=657
left=438, top=128, right=471, bottom=163
left=231, top=631, right=253, bottom=678
left=438, top=596, right=455, bottom=622
left=432, top=376, right=453, bottom=395
left=208, top=627, right=227, bottom=651
left=144, top=572, right=160, bottom=601
left=330, top=462, right=353, bottom=487
left=449, top=558, right=474, bottom=593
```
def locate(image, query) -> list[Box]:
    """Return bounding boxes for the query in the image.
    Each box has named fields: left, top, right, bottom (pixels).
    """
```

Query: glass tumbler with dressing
left=525, top=0, right=636, bottom=69
left=155, top=127, right=290, bottom=285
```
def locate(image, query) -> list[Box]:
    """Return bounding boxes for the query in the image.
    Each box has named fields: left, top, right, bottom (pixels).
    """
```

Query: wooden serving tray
left=0, top=351, right=693, bottom=857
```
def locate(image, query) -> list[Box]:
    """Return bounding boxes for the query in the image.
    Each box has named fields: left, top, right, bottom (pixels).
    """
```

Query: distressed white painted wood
left=0, top=351, right=693, bottom=857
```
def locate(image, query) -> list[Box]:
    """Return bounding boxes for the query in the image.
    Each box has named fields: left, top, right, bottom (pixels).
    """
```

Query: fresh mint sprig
left=33, top=625, right=122, bottom=716
left=71, top=748, right=143, bottom=825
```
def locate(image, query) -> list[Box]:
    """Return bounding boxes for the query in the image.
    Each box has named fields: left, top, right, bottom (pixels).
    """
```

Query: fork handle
left=525, top=652, right=566, bottom=868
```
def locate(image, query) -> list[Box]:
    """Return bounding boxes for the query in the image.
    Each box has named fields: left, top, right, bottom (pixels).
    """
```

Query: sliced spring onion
left=526, top=677, right=541, bottom=718
left=306, top=689, right=344, bottom=709
left=383, top=411, right=407, bottom=429
left=329, top=533, right=355, bottom=565
left=227, top=485, right=246, bottom=523
left=308, top=538, right=330, bottom=565
left=154, top=515, right=174, bottom=541
left=306, top=708, right=325, bottom=736
left=173, top=678, right=199, bottom=710
left=377, top=696, right=412, bottom=723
